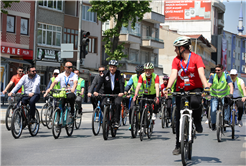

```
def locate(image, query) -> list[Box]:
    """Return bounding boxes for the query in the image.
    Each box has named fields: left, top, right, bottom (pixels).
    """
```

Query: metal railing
left=120, top=30, right=141, bottom=37
left=142, top=36, right=164, bottom=42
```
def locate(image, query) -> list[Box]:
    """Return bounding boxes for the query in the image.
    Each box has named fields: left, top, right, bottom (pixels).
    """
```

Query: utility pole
left=77, top=0, right=83, bottom=70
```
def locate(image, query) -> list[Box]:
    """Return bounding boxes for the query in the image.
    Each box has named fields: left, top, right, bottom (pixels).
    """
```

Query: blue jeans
left=22, top=94, right=40, bottom=118
left=211, top=98, right=230, bottom=124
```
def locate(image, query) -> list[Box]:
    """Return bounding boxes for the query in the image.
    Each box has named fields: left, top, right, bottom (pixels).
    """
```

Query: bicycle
left=101, top=94, right=119, bottom=140
left=91, top=95, right=103, bottom=136
left=159, top=96, right=172, bottom=128
left=10, top=94, right=40, bottom=139
left=74, top=92, right=83, bottom=129
left=5, top=93, right=22, bottom=131
left=138, top=97, right=156, bottom=141
left=120, top=96, right=129, bottom=126
left=230, top=98, right=242, bottom=137
left=41, top=92, right=56, bottom=129
left=130, top=95, right=142, bottom=138
left=51, top=89, right=74, bottom=139
left=212, top=96, right=234, bottom=142
left=170, top=90, right=205, bottom=166
left=171, top=101, right=177, bottom=134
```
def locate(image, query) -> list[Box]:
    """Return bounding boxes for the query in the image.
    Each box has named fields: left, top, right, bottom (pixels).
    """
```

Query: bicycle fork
left=179, top=109, right=193, bottom=143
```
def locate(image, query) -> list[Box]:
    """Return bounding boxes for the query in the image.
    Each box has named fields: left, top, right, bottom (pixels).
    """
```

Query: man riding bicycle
left=229, top=69, right=246, bottom=127
left=44, top=62, right=78, bottom=116
left=160, top=75, right=172, bottom=119
left=93, top=60, right=124, bottom=128
left=133, top=62, right=160, bottom=121
left=164, top=36, right=209, bottom=155
left=8, top=66, right=41, bottom=123
left=74, top=69, right=85, bottom=114
left=124, top=65, right=144, bottom=130
left=208, top=64, right=233, bottom=130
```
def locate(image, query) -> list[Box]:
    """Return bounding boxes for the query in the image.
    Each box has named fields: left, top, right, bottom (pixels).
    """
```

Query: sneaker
left=224, top=120, right=230, bottom=127
left=128, top=124, right=131, bottom=130
left=212, top=124, right=216, bottom=131
left=195, top=122, right=203, bottom=133
left=172, top=147, right=181, bottom=155
left=114, top=122, right=119, bottom=128
left=205, top=120, right=208, bottom=124
left=152, top=113, right=157, bottom=120
left=238, top=120, right=243, bottom=127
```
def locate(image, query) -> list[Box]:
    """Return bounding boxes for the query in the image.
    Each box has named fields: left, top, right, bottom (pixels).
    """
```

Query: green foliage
left=1, top=1, right=20, bottom=14
left=89, top=0, right=151, bottom=63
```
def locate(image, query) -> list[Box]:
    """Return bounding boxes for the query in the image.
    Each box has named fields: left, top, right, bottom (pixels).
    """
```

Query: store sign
left=37, top=48, right=62, bottom=62
left=1, top=46, right=33, bottom=59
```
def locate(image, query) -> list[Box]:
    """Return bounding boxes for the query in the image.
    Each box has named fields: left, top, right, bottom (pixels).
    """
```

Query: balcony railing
left=142, top=36, right=164, bottom=42
left=120, top=30, right=141, bottom=37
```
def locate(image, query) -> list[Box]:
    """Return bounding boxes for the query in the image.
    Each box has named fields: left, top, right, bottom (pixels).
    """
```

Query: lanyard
left=180, top=52, right=191, bottom=74
left=64, top=76, right=70, bottom=86
left=145, top=76, right=152, bottom=89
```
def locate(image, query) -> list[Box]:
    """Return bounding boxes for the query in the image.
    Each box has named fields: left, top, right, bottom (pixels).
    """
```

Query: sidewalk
left=0, top=102, right=94, bottom=123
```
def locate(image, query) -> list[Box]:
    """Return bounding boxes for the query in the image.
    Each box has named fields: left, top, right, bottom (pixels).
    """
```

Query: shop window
left=6, top=15, right=15, bottom=33
left=20, top=18, right=29, bottom=35
left=37, top=23, right=62, bottom=46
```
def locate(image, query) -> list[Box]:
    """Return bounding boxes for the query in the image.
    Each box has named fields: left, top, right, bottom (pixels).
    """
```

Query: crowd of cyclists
left=3, top=36, right=246, bottom=156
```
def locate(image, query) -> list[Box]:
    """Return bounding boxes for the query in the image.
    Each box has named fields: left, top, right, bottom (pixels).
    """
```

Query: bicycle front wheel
left=231, top=110, right=235, bottom=139
left=45, top=106, right=53, bottom=129
left=131, top=106, right=139, bottom=138
left=172, top=105, right=176, bottom=134
left=92, top=108, right=101, bottom=135
left=52, top=109, right=62, bottom=139
left=11, top=108, right=23, bottom=139
left=122, top=107, right=127, bottom=126
left=161, top=105, right=165, bottom=128
left=74, top=108, right=82, bottom=129
left=208, top=106, right=212, bottom=129
left=65, top=111, right=74, bottom=136
left=5, top=105, right=14, bottom=130
left=28, top=109, right=40, bottom=137
left=181, top=116, right=189, bottom=166
left=216, top=111, right=222, bottom=142
left=102, top=106, right=109, bottom=140
left=40, top=103, right=49, bottom=126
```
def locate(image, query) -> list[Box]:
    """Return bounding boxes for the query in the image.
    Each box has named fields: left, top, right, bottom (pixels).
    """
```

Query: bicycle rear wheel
left=216, top=111, right=222, bottom=142
left=11, top=108, right=23, bottom=139
left=131, top=106, right=138, bottom=138
left=28, top=109, right=40, bottom=136
left=92, top=108, right=101, bottom=135
left=161, top=105, right=165, bottom=128
left=74, top=108, right=82, bottom=129
left=181, top=116, right=189, bottom=166
left=5, top=105, right=14, bottom=131
left=52, top=109, right=62, bottom=139
left=45, top=106, right=53, bottom=129
left=172, top=105, right=176, bottom=134
left=65, top=111, right=74, bottom=136
left=231, top=110, right=235, bottom=139
left=208, top=106, right=212, bottom=129
left=122, top=107, right=127, bottom=126
left=102, top=106, right=109, bottom=140
left=40, top=103, right=48, bottom=126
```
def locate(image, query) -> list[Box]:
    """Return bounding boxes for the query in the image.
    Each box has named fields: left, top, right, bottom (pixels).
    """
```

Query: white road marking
left=240, top=151, right=246, bottom=158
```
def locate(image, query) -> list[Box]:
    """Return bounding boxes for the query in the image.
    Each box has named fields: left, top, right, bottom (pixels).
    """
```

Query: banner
left=164, top=0, right=211, bottom=20
left=221, top=38, right=227, bottom=70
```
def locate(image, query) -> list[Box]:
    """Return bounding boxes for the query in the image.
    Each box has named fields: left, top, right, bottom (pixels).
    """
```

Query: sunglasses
left=215, top=70, right=221, bottom=72
left=99, top=70, right=104, bottom=73
left=18, top=70, right=23, bottom=73
left=31, top=70, right=36, bottom=73
left=54, top=73, right=58, bottom=75
left=66, top=66, right=73, bottom=69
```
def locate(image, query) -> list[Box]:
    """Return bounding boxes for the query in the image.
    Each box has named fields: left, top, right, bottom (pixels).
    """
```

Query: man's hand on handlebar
left=93, top=92, right=99, bottom=97
left=44, top=89, right=51, bottom=97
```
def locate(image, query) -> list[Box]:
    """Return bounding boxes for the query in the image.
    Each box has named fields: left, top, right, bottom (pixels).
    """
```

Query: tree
left=1, top=1, right=20, bottom=14
left=89, top=0, right=151, bottom=62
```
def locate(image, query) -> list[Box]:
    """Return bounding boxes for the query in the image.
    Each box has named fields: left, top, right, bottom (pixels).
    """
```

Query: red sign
left=1, top=46, right=33, bottom=60
left=164, top=0, right=211, bottom=20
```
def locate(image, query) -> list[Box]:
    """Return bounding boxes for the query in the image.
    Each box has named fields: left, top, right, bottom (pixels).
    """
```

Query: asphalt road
left=1, top=105, right=246, bottom=166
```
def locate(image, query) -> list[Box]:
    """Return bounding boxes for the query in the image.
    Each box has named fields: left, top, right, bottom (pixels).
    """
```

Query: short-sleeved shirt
left=160, top=83, right=168, bottom=97
left=233, top=79, right=244, bottom=98
left=208, top=74, right=232, bottom=84
left=138, top=75, right=160, bottom=84
left=55, top=72, right=78, bottom=91
left=172, top=52, right=205, bottom=91
left=11, top=74, right=24, bottom=93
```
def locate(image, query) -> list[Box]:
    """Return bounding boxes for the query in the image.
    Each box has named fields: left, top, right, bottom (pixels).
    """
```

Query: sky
left=223, top=0, right=246, bottom=35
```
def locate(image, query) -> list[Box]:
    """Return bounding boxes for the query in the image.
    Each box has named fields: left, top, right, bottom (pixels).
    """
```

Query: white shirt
left=55, top=72, right=78, bottom=91
left=110, top=73, right=115, bottom=91
left=233, top=78, right=245, bottom=98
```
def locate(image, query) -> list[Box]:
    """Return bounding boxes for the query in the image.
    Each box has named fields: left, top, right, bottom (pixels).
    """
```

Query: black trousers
left=141, top=94, right=159, bottom=114
left=61, top=93, right=76, bottom=115
left=101, top=96, right=122, bottom=123
left=175, top=88, right=202, bottom=148
left=230, top=98, right=244, bottom=121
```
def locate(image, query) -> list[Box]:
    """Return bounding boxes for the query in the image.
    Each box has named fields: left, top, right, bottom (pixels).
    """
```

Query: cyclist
left=3, top=66, right=24, bottom=94
left=44, top=62, right=78, bottom=116
left=93, top=60, right=124, bottom=128
left=160, top=75, right=172, bottom=119
left=133, top=62, right=160, bottom=121
left=74, top=69, right=85, bottom=114
left=124, top=65, right=144, bottom=130
left=88, top=66, right=105, bottom=110
left=208, top=64, right=233, bottom=130
left=8, top=66, right=41, bottom=122
left=164, top=36, right=209, bottom=155
left=229, top=69, right=246, bottom=127
left=46, top=69, right=60, bottom=90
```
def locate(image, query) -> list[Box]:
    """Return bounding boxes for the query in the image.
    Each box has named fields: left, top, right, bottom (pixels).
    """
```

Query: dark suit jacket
left=88, top=74, right=104, bottom=94
left=95, top=70, right=124, bottom=94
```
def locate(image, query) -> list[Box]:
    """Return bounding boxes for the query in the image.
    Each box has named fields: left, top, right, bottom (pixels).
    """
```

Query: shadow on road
left=175, top=156, right=221, bottom=165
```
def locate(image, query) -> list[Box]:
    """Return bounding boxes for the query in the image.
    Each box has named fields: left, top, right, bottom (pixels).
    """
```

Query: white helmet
left=173, top=36, right=191, bottom=47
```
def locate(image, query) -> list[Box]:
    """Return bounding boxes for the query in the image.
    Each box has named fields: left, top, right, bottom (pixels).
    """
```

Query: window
left=142, top=25, right=150, bottom=37
left=228, top=50, right=231, bottom=58
left=102, top=21, right=109, bottom=33
left=227, top=64, right=231, bottom=71
left=141, top=51, right=148, bottom=64
left=129, top=49, right=139, bottom=63
left=63, top=28, right=78, bottom=49
left=88, top=37, right=97, bottom=53
left=130, top=23, right=140, bottom=36
left=242, top=53, right=245, bottom=60
left=6, top=15, right=15, bottom=33
left=39, top=0, right=63, bottom=11
left=20, top=18, right=29, bottom=35
left=238, top=53, right=240, bottom=60
left=151, top=28, right=158, bottom=39
left=82, top=5, right=97, bottom=23
left=238, top=40, right=240, bottom=47
left=37, top=23, right=62, bottom=46
left=151, top=53, right=158, bottom=66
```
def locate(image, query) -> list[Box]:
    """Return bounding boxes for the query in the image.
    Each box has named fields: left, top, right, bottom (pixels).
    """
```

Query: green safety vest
left=51, top=77, right=60, bottom=89
left=234, top=77, right=244, bottom=97
left=76, top=77, right=84, bottom=97
left=124, top=80, right=128, bottom=87
left=131, top=74, right=144, bottom=97
left=142, top=73, right=157, bottom=95
left=211, top=72, right=230, bottom=97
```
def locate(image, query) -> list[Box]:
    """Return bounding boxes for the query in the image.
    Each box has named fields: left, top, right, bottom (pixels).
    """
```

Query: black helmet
left=135, top=65, right=144, bottom=72
left=108, top=60, right=118, bottom=67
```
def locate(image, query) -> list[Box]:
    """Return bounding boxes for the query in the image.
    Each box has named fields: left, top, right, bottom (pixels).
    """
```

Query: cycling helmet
left=163, top=75, right=169, bottom=80
left=135, top=65, right=144, bottom=72
left=173, top=36, right=191, bottom=47
left=144, top=62, right=154, bottom=69
left=108, top=60, right=118, bottom=67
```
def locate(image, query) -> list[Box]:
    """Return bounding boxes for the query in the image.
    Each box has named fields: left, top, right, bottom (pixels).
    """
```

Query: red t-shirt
left=11, top=74, right=24, bottom=93
left=160, top=83, right=168, bottom=97
left=138, top=74, right=159, bottom=84
left=172, top=52, right=205, bottom=91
